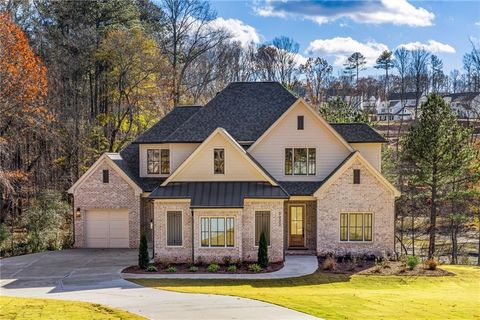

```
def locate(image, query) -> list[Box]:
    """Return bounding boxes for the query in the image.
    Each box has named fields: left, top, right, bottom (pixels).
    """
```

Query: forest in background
left=0, top=0, right=479, bottom=264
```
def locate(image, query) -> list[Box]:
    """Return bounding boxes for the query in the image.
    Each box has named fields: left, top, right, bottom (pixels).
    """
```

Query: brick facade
left=73, top=161, right=141, bottom=248
left=242, top=200, right=285, bottom=262
left=316, top=159, right=395, bottom=256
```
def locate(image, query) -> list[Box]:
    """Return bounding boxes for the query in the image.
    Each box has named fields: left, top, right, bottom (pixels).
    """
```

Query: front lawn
left=0, top=296, right=145, bottom=320
left=131, top=265, right=480, bottom=320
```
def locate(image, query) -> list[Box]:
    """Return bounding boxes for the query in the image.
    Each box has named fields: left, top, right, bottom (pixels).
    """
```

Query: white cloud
left=397, top=40, right=456, bottom=53
left=475, top=21, right=480, bottom=26
left=255, top=0, right=434, bottom=27
left=210, top=18, right=261, bottom=46
left=306, top=37, right=389, bottom=67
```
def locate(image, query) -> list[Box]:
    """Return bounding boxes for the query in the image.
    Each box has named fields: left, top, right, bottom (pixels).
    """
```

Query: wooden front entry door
left=289, top=205, right=305, bottom=247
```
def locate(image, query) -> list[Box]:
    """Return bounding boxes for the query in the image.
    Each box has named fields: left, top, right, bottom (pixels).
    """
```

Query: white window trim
left=165, top=210, right=184, bottom=248
left=283, top=147, right=317, bottom=176
left=253, top=209, right=273, bottom=248
left=147, top=148, right=171, bottom=175
left=199, top=216, right=235, bottom=248
left=213, top=147, right=226, bottom=175
left=339, top=212, right=374, bottom=243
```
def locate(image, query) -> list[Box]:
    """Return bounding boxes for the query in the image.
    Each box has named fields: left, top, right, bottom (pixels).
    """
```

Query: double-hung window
left=285, top=148, right=316, bottom=175
left=200, top=217, right=234, bottom=247
left=147, top=149, right=170, bottom=174
left=255, top=211, right=271, bottom=245
left=340, top=212, right=373, bottom=242
left=167, top=211, right=182, bottom=246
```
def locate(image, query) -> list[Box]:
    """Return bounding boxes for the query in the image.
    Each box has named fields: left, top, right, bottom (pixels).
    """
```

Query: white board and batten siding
left=350, top=143, right=382, bottom=172
left=139, top=143, right=199, bottom=178
left=171, top=132, right=267, bottom=182
left=85, top=209, right=129, bottom=248
left=249, top=101, right=351, bottom=181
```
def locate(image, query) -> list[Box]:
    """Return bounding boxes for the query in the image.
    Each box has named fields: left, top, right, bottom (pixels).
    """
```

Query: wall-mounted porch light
left=75, top=207, right=81, bottom=218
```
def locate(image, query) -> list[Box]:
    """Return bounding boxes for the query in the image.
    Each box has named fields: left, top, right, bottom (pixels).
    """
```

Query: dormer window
left=147, top=149, right=170, bottom=174
left=214, top=148, right=225, bottom=174
left=297, top=116, right=304, bottom=130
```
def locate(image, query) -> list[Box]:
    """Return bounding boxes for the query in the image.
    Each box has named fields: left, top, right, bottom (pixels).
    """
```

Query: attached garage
left=85, top=209, right=129, bottom=248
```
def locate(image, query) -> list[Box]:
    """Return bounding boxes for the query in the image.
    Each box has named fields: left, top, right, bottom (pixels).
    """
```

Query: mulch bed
left=122, top=262, right=284, bottom=274
left=318, top=257, right=452, bottom=276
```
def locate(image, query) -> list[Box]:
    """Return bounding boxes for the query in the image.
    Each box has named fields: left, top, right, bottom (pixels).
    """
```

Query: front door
left=289, top=205, right=305, bottom=247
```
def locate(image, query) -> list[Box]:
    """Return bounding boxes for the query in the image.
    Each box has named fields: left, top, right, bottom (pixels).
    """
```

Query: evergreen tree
left=375, top=50, right=394, bottom=97
left=401, top=94, right=475, bottom=258
left=344, top=52, right=366, bottom=88
left=257, top=232, right=268, bottom=268
left=138, top=233, right=149, bottom=269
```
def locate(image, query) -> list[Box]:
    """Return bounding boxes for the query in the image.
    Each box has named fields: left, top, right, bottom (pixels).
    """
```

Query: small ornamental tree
left=258, top=232, right=269, bottom=268
left=138, top=233, right=149, bottom=269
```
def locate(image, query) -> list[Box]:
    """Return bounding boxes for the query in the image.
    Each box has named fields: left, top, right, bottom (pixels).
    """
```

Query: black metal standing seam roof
left=330, top=123, right=387, bottom=143
left=162, top=82, right=298, bottom=143
left=149, top=182, right=289, bottom=208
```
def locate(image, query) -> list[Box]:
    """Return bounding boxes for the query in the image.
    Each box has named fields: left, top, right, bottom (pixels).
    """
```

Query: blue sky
left=207, top=0, right=480, bottom=74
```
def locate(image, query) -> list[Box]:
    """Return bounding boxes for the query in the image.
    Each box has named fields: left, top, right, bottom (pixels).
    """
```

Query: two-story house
left=68, top=82, right=400, bottom=263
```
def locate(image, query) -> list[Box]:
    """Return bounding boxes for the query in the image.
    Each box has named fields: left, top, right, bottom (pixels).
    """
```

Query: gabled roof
left=132, top=106, right=201, bottom=144
left=67, top=153, right=143, bottom=195
left=388, top=92, right=421, bottom=101
left=330, top=123, right=387, bottom=143
left=444, top=92, right=479, bottom=103
left=149, top=182, right=288, bottom=208
left=157, top=82, right=297, bottom=143
left=162, top=127, right=278, bottom=186
left=314, top=151, right=401, bottom=198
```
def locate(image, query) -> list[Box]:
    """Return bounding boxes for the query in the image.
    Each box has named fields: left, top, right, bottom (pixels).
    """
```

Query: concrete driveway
left=0, top=249, right=318, bottom=320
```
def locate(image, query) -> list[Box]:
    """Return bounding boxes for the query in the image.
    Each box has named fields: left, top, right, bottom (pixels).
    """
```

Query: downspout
left=151, top=200, right=155, bottom=260
left=191, top=209, right=194, bottom=264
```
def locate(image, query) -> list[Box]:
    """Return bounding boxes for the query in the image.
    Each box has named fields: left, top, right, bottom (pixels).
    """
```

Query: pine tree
left=375, top=50, right=394, bottom=97
left=138, top=233, right=149, bottom=269
left=258, top=232, right=269, bottom=268
left=344, top=52, right=366, bottom=88
left=401, top=94, right=475, bottom=258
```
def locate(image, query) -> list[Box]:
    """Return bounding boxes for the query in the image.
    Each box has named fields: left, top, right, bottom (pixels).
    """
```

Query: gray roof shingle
left=330, top=123, right=387, bottom=143
left=161, top=82, right=298, bottom=143
left=149, top=182, right=289, bottom=208
left=132, top=106, right=201, bottom=144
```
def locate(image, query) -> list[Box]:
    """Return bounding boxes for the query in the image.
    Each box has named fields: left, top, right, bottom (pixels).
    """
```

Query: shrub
left=424, top=258, right=438, bottom=270
left=138, top=233, right=149, bottom=270
left=207, top=263, right=220, bottom=273
left=166, top=266, right=177, bottom=273
left=406, top=255, right=420, bottom=270
left=227, top=265, right=237, bottom=273
left=248, top=263, right=262, bottom=273
left=222, top=255, right=232, bottom=266
left=257, top=231, right=268, bottom=268
left=188, top=266, right=198, bottom=272
left=322, top=256, right=336, bottom=271
left=146, top=265, right=157, bottom=272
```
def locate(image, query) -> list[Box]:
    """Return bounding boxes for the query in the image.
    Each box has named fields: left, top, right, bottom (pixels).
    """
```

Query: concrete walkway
left=123, top=255, right=318, bottom=279
left=0, top=249, right=320, bottom=320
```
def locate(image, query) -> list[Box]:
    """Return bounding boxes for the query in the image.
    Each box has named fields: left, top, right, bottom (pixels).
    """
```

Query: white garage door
left=85, top=209, right=129, bottom=248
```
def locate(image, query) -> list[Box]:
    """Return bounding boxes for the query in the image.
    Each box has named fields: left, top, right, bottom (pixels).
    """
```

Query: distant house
left=443, top=92, right=480, bottom=119
left=377, top=92, right=427, bottom=121
left=68, top=82, right=399, bottom=264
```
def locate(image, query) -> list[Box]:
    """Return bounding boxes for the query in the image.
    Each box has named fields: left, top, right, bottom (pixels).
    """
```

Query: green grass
left=131, top=265, right=480, bottom=320
left=0, top=296, right=145, bottom=320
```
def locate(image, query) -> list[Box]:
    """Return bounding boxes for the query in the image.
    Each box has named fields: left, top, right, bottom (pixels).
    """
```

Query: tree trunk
left=428, top=176, right=437, bottom=258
